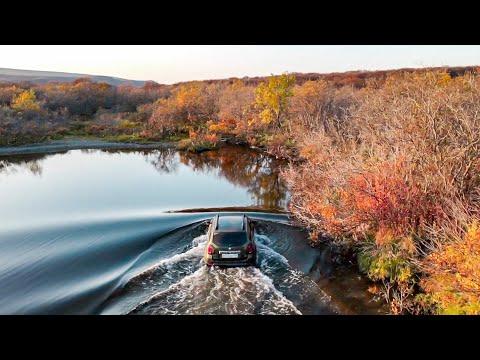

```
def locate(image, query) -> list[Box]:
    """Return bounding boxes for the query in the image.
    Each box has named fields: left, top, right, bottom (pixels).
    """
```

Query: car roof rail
left=215, top=214, right=220, bottom=230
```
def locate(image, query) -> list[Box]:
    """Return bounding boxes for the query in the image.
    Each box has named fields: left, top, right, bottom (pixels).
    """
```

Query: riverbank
left=0, top=137, right=177, bottom=156
left=256, top=219, right=387, bottom=314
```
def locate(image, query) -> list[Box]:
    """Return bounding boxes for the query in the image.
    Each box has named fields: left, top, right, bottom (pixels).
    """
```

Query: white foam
left=133, top=266, right=208, bottom=311
left=251, top=267, right=302, bottom=315
left=133, top=263, right=302, bottom=315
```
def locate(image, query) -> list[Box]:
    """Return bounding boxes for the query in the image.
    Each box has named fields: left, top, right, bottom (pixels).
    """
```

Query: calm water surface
left=0, top=147, right=287, bottom=229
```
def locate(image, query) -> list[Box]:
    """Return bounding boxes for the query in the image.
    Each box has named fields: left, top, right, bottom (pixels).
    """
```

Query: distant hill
left=0, top=67, right=147, bottom=87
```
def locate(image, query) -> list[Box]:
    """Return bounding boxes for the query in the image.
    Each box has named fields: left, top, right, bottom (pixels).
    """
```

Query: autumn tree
left=291, top=80, right=329, bottom=131
left=253, top=73, right=295, bottom=129
left=11, top=89, right=41, bottom=111
left=218, top=80, right=255, bottom=120
left=215, top=80, right=255, bottom=135
left=115, top=84, right=166, bottom=113
left=0, top=85, right=23, bottom=106
left=147, top=82, right=220, bottom=137
left=43, top=79, right=118, bottom=116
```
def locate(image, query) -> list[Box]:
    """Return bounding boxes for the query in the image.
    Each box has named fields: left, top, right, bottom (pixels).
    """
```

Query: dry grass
left=282, top=72, right=480, bottom=313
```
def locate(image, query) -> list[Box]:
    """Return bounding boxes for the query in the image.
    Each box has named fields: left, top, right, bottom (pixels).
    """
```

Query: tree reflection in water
left=0, top=145, right=289, bottom=211
left=99, top=148, right=179, bottom=174
left=146, top=148, right=179, bottom=174
left=0, top=153, right=46, bottom=176
left=147, top=145, right=289, bottom=210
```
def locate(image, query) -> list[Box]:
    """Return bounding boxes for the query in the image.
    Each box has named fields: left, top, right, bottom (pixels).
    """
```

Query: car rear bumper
left=205, top=254, right=256, bottom=267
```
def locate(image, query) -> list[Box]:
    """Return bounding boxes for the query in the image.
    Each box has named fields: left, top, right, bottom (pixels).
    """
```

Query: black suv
left=204, top=214, right=257, bottom=267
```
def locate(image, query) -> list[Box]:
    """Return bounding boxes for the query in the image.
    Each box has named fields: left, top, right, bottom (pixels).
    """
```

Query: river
left=0, top=144, right=384, bottom=314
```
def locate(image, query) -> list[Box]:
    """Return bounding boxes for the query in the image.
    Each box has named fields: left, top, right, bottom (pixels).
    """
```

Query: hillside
left=0, top=67, right=146, bottom=87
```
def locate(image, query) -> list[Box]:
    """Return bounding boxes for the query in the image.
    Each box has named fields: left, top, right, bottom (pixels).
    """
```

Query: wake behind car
left=204, top=214, right=257, bottom=267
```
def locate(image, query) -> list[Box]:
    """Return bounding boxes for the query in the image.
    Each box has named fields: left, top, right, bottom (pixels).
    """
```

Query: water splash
left=121, top=231, right=334, bottom=315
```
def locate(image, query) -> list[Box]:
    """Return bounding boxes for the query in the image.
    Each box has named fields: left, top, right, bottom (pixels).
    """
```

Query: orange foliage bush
left=207, top=118, right=238, bottom=135
left=283, top=71, right=480, bottom=313
left=343, top=159, right=443, bottom=237
left=418, top=217, right=480, bottom=314
left=177, top=128, right=220, bottom=152
left=147, top=82, right=220, bottom=137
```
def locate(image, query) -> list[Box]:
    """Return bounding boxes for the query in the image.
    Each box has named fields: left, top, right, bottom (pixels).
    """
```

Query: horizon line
left=1, top=63, right=479, bottom=85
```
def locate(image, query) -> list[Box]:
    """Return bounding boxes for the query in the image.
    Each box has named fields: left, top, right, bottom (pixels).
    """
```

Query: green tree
left=11, top=89, right=41, bottom=111
left=253, top=73, right=295, bottom=128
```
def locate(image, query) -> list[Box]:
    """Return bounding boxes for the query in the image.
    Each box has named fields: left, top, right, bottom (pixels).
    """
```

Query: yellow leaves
left=11, top=89, right=41, bottom=112
left=207, top=119, right=238, bottom=135
left=294, top=80, right=328, bottom=98
left=360, top=246, right=415, bottom=286
left=465, top=221, right=480, bottom=248
left=419, top=218, right=480, bottom=314
left=175, top=83, right=203, bottom=107
left=398, top=265, right=412, bottom=284
left=208, top=123, right=220, bottom=132
left=119, top=120, right=138, bottom=129
left=253, top=73, right=295, bottom=127
left=231, top=79, right=245, bottom=91
left=438, top=73, right=451, bottom=87
left=259, top=109, right=274, bottom=124
left=206, top=120, right=219, bottom=132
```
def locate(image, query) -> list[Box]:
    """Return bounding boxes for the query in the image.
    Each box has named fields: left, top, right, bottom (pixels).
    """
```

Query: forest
left=1, top=65, right=479, bottom=314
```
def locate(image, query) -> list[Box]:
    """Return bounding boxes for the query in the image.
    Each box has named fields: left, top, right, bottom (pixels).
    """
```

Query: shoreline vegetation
left=1, top=65, right=479, bottom=314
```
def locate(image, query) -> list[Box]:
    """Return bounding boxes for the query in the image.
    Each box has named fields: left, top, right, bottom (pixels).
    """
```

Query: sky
left=0, top=45, right=479, bottom=84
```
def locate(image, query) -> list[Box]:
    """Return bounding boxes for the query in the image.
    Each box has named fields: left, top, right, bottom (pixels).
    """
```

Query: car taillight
left=207, top=244, right=214, bottom=255
left=246, top=243, right=255, bottom=254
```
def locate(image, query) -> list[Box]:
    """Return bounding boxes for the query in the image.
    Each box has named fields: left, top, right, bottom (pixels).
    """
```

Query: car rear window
left=212, top=232, right=248, bottom=247
left=217, top=216, right=245, bottom=230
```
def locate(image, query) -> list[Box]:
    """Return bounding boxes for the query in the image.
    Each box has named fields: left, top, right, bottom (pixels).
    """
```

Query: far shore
left=0, top=137, right=177, bottom=156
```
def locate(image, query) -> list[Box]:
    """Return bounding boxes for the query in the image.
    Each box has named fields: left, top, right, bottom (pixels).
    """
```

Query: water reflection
left=0, top=153, right=47, bottom=176
left=0, top=145, right=289, bottom=210
left=148, top=149, right=179, bottom=174
left=178, top=148, right=288, bottom=210
left=89, top=146, right=288, bottom=210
